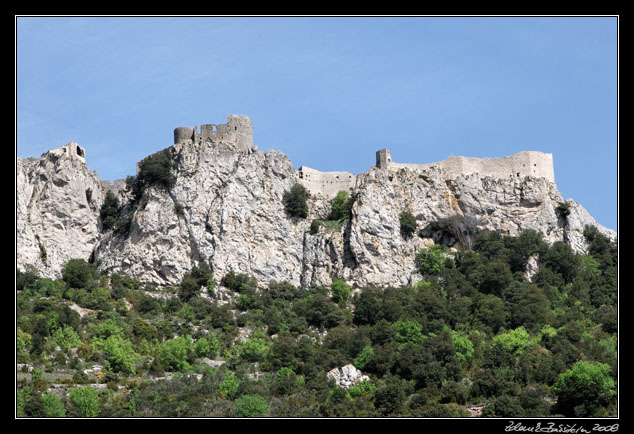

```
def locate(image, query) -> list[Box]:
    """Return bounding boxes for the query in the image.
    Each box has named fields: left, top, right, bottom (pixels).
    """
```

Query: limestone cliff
left=16, top=142, right=104, bottom=277
left=16, top=117, right=616, bottom=289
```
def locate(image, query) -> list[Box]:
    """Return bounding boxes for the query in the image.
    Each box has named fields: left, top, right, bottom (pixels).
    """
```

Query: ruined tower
left=173, top=114, right=253, bottom=149
left=375, top=148, right=392, bottom=169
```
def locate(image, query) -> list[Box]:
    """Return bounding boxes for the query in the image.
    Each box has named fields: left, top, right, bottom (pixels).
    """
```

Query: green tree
left=353, top=345, right=375, bottom=370
left=329, top=190, right=353, bottom=221
left=178, top=273, right=201, bottom=302
left=53, top=326, right=81, bottom=350
left=42, top=392, right=66, bottom=417
left=93, top=335, right=140, bottom=374
left=399, top=210, right=417, bottom=238
left=392, top=320, right=425, bottom=347
left=100, top=190, right=120, bottom=231
left=492, top=326, right=540, bottom=356
left=416, top=244, right=447, bottom=276
left=233, top=394, right=269, bottom=417
left=218, top=370, right=240, bottom=399
left=62, top=259, right=95, bottom=289
left=373, top=376, right=406, bottom=416
left=70, top=386, right=100, bottom=417
left=331, top=279, right=352, bottom=303
left=129, top=149, right=177, bottom=199
left=554, top=361, right=616, bottom=417
left=158, top=336, right=193, bottom=372
left=241, top=335, right=271, bottom=362
left=283, top=183, right=310, bottom=218
left=194, top=334, right=221, bottom=358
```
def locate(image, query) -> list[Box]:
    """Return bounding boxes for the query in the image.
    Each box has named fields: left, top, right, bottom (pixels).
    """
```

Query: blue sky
left=16, top=16, right=618, bottom=231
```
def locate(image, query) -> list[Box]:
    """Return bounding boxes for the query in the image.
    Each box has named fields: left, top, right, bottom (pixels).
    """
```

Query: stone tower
left=375, top=148, right=392, bottom=169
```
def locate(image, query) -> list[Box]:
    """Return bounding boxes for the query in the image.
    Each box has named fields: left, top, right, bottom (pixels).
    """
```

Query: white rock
left=327, top=364, right=370, bottom=389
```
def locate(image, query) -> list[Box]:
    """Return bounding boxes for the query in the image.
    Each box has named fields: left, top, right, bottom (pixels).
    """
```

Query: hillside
left=16, top=114, right=618, bottom=419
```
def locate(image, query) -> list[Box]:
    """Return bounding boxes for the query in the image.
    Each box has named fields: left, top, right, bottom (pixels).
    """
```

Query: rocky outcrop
left=327, top=364, right=370, bottom=389
left=16, top=119, right=616, bottom=290
left=16, top=142, right=104, bottom=278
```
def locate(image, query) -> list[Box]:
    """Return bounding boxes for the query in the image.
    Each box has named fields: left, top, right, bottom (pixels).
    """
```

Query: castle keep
left=174, top=114, right=253, bottom=149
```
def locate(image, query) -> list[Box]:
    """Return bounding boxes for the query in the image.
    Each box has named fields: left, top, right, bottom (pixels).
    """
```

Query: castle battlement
left=174, top=114, right=253, bottom=149
left=376, top=148, right=555, bottom=183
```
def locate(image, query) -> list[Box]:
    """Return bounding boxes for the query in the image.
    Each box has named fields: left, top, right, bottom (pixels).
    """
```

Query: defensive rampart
left=297, top=165, right=357, bottom=198
left=375, top=148, right=555, bottom=183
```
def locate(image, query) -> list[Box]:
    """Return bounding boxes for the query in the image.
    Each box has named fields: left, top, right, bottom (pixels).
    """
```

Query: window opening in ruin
left=517, top=173, right=520, bottom=177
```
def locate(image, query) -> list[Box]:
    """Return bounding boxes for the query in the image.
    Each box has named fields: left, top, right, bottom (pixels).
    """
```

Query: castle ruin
left=297, top=165, right=357, bottom=198
left=47, top=142, right=86, bottom=163
left=172, top=115, right=555, bottom=198
left=174, top=114, right=253, bottom=149
left=375, top=148, right=555, bottom=183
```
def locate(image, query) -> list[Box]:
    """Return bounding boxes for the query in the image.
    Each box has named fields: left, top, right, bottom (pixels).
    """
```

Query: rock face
left=16, top=115, right=617, bottom=289
left=327, top=364, right=370, bottom=389
left=16, top=142, right=104, bottom=278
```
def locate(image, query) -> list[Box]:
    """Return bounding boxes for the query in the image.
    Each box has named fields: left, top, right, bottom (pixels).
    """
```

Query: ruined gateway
left=16, top=114, right=616, bottom=289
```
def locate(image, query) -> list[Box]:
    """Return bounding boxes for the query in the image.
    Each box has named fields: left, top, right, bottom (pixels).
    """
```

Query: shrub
left=158, top=336, right=194, bottom=372
left=399, top=210, right=417, bottom=238
left=178, top=274, right=201, bottom=302
left=194, top=334, right=221, bottom=358
left=128, top=149, right=176, bottom=200
left=218, top=370, right=240, bottom=399
left=100, top=191, right=120, bottom=231
left=330, top=279, right=351, bottom=303
left=62, top=259, right=95, bottom=289
left=283, top=183, right=310, bottom=218
left=329, top=190, right=354, bottom=221
left=233, top=394, right=269, bottom=417
left=556, top=201, right=571, bottom=218
left=554, top=361, right=616, bottom=417
left=42, top=392, right=65, bottom=417
left=415, top=245, right=447, bottom=276
left=492, top=326, right=540, bottom=356
left=70, top=386, right=100, bottom=417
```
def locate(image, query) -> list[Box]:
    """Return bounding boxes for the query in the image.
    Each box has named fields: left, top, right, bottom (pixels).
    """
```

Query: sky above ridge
left=16, top=16, right=618, bottom=231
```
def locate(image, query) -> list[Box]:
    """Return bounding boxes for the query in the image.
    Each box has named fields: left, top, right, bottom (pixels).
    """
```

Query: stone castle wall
left=297, top=165, right=357, bottom=198
left=174, top=114, right=253, bottom=149
left=377, top=148, right=555, bottom=183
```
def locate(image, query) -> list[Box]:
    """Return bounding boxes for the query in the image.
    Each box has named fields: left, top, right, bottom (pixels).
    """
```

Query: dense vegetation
left=16, top=226, right=617, bottom=418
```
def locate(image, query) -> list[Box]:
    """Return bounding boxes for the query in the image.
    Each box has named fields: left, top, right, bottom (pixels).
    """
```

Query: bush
left=416, top=245, right=447, bottom=276
left=128, top=149, right=176, bottom=200
left=70, top=386, right=100, bottom=417
left=194, top=334, right=221, bottom=358
left=554, top=361, right=616, bottom=417
left=233, top=394, right=269, bottom=417
left=283, top=183, right=310, bottom=218
left=330, top=279, right=351, bottom=303
left=399, top=210, right=417, bottom=238
left=100, top=191, right=120, bottom=231
left=62, top=259, right=96, bottom=289
left=329, top=190, right=354, bottom=221
left=178, top=274, right=201, bottom=302
left=221, top=271, right=257, bottom=293
left=158, top=336, right=194, bottom=372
